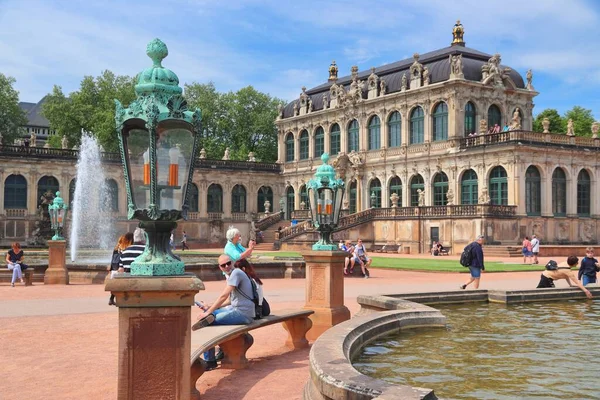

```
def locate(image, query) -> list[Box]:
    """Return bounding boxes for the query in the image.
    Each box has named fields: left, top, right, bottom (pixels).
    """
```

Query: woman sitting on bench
left=6, top=242, right=26, bottom=287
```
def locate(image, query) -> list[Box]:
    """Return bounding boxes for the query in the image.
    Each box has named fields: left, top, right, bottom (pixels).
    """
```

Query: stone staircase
left=483, top=245, right=522, bottom=258
left=254, top=221, right=288, bottom=251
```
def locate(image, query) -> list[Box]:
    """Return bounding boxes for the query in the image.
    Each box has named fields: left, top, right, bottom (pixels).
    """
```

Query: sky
left=1, top=0, right=599, bottom=118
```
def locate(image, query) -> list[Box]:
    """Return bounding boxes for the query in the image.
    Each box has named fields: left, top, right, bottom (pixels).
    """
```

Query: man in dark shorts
left=537, top=256, right=592, bottom=299
left=460, top=235, right=485, bottom=289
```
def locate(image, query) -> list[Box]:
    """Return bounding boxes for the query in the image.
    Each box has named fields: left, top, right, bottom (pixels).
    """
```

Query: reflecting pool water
left=354, top=301, right=600, bottom=400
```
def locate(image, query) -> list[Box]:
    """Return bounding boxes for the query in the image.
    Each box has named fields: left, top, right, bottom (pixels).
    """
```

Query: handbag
left=261, top=297, right=270, bottom=317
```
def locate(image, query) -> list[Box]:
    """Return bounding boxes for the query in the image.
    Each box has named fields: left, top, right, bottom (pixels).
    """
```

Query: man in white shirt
left=531, top=235, right=540, bottom=265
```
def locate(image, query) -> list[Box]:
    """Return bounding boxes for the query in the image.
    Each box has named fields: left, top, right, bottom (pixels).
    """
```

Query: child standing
left=578, top=247, right=600, bottom=286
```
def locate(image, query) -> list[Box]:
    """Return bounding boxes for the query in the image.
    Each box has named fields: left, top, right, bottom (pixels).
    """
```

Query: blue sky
left=1, top=0, right=599, bottom=118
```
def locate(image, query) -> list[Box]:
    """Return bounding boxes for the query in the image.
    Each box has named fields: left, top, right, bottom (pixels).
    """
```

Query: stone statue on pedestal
left=446, top=188, right=454, bottom=206
left=222, top=147, right=230, bottom=160
left=199, top=148, right=206, bottom=159
left=264, top=200, right=271, bottom=215
left=526, top=69, right=534, bottom=90
left=592, top=122, right=599, bottom=139
left=567, top=119, right=575, bottom=136
left=478, top=186, right=491, bottom=204
left=30, top=133, right=36, bottom=147
left=61, top=135, right=68, bottom=149
left=417, top=189, right=425, bottom=206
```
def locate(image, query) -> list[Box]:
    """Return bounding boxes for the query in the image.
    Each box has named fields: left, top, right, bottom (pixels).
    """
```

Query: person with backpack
left=578, top=247, right=600, bottom=286
left=537, top=257, right=592, bottom=299
left=460, top=235, right=485, bottom=290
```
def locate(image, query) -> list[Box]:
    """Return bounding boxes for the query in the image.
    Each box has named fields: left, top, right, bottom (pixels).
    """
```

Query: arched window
left=461, top=170, right=478, bottom=205
left=349, top=180, right=357, bottom=214
left=489, top=167, right=508, bottom=205
left=314, top=127, right=324, bottom=158
left=577, top=170, right=591, bottom=217
left=487, top=105, right=502, bottom=129
left=552, top=168, right=567, bottom=216
left=285, top=132, right=294, bottom=162
left=68, top=179, right=76, bottom=207
left=433, top=173, right=449, bottom=206
left=464, top=102, right=476, bottom=136
left=410, top=107, right=424, bottom=144
left=207, top=184, right=223, bottom=213
left=285, top=186, right=294, bottom=220
left=368, top=115, right=381, bottom=150
left=432, top=102, right=448, bottom=141
left=330, top=124, right=341, bottom=156
left=299, top=184, right=309, bottom=210
left=4, top=174, right=27, bottom=209
left=299, top=130, right=309, bottom=160
left=348, top=119, right=359, bottom=152
left=37, top=176, right=59, bottom=206
left=388, top=111, right=401, bottom=148
left=231, top=184, right=246, bottom=213
left=257, top=186, right=273, bottom=213
left=525, top=166, right=541, bottom=216
left=187, top=183, right=199, bottom=212
left=410, top=175, right=424, bottom=206
left=369, top=179, right=381, bottom=208
left=389, top=176, right=402, bottom=207
left=104, top=179, right=119, bottom=212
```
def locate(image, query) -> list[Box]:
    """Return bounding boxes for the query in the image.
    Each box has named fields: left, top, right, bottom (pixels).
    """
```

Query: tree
left=42, top=70, right=136, bottom=151
left=532, top=109, right=563, bottom=133
left=563, top=106, right=595, bottom=136
left=0, top=73, right=28, bottom=144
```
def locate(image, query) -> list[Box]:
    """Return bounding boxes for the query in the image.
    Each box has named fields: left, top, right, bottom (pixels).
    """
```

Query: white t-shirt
left=531, top=238, right=540, bottom=252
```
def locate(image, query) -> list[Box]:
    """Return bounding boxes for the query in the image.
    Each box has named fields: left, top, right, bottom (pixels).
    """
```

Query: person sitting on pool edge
left=537, top=256, right=592, bottom=299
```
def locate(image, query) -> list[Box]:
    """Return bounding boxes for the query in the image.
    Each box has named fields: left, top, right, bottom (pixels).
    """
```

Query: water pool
left=354, top=301, right=600, bottom=399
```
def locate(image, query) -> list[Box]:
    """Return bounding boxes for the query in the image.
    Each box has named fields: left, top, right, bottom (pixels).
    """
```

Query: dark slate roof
left=282, top=45, right=525, bottom=119
left=19, top=97, right=50, bottom=127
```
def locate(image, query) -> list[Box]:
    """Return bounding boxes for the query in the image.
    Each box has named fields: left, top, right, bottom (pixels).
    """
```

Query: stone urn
left=542, top=117, right=550, bottom=133
left=264, top=200, right=271, bottom=214
left=300, top=201, right=306, bottom=210
left=390, top=192, right=399, bottom=208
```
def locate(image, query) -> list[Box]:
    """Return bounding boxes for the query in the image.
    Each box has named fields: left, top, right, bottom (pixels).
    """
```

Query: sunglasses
left=219, top=261, right=232, bottom=268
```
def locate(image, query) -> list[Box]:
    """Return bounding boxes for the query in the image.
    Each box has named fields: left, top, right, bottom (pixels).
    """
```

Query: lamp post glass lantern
left=114, top=38, right=202, bottom=276
left=307, top=153, right=345, bottom=250
left=49, top=191, right=69, bottom=241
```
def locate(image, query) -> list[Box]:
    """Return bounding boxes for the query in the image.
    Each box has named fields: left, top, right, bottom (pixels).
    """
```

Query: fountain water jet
left=69, top=134, right=116, bottom=261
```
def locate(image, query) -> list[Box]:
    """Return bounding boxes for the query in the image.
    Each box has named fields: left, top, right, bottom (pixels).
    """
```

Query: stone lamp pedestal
left=44, top=240, right=69, bottom=284
left=302, top=250, right=350, bottom=341
left=105, top=274, right=204, bottom=400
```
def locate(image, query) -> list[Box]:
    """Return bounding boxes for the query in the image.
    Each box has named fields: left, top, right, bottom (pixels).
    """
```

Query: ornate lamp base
left=130, top=220, right=185, bottom=276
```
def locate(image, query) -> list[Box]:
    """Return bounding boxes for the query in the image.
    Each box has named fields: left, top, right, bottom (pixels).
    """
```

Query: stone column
left=542, top=167, right=553, bottom=216
left=324, top=128, right=331, bottom=154
left=44, top=240, right=69, bottom=284
left=340, top=123, right=347, bottom=154
left=106, top=274, right=203, bottom=400
left=302, top=251, right=350, bottom=341
left=277, top=131, right=285, bottom=163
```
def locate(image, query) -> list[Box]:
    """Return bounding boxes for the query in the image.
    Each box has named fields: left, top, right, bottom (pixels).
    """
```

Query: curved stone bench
left=305, top=306, right=446, bottom=400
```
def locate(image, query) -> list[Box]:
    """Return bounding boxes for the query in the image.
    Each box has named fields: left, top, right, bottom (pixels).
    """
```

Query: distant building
left=18, top=96, right=53, bottom=144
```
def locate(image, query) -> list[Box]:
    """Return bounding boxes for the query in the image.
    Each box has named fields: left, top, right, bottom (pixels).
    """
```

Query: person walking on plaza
left=181, top=230, right=189, bottom=251
left=537, top=257, right=592, bottom=299
left=522, top=236, right=533, bottom=264
left=578, top=247, right=600, bottom=286
left=530, top=235, right=540, bottom=264
left=6, top=242, right=25, bottom=287
left=119, top=228, right=146, bottom=273
left=460, top=235, right=485, bottom=290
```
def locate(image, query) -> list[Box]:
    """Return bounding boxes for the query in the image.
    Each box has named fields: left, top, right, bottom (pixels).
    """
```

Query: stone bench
left=190, top=309, right=314, bottom=399
left=0, top=268, right=34, bottom=286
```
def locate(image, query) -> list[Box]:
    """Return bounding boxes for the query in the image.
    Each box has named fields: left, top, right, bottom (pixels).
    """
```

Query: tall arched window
left=231, top=184, right=246, bottom=213
left=577, top=170, right=591, bottom=217
left=487, top=105, right=502, bottom=129
left=348, top=119, right=359, bottom=152
left=104, top=179, right=119, bottom=212
left=285, top=186, right=294, bottom=220
left=389, top=176, right=402, bottom=207
left=369, top=179, right=381, bottom=208
left=349, top=180, right=357, bottom=214
left=388, top=111, right=401, bottom=148
left=552, top=168, right=567, bottom=216
left=285, top=132, right=294, bottom=162
left=299, top=130, right=309, bottom=160
left=330, top=124, right=341, bottom=156
left=432, top=102, right=448, bottom=141
left=368, top=115, right=381, bottom=150
left=410, top=175, right=424, bottom=206
left=525, top=166, right=541, bottom=216
left=464, top=102, right=476, bottom=136
left=433, top=172, right=449, bottom=206
left=187, top=183, right=199, bottom=212
left=314, top=126, right=324, bottom=158
left=461, top=170, right=478, bottom=205
left=68, top=179, right=76, bottom=207
left=4, top=175, right=27, bottom=209
left=257, top=186, right=273, bottom=213
left=410, top=107, right=424, bottom=144
left=37, top=176, right=59, bottom=206
left=489, top=166, right=508, bottom=205
left=299, top=184, right=309, bottom=210
left=207, top=184, right=223, bottom=213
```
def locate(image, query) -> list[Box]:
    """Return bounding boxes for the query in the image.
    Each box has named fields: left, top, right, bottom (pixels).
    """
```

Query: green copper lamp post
left=307, top=153, right=345, bottom=251
left=48, top=191, right=69, bottom=241
left=114, top=38, right=202, bottom=276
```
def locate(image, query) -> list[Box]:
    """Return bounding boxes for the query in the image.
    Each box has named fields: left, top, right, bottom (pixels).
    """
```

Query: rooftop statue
left=526, top=69, right=534, bottom=90
left=452, top=20, right=465, bottom=45
left=328, top=60, right=338, bottom=81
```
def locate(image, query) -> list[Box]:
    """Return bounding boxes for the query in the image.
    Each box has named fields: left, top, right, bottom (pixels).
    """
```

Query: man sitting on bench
left=192, top=254, right=256, bottom=370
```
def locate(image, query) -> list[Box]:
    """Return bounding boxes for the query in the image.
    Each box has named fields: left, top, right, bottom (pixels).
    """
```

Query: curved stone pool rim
left=306, top=287, right=600, bottom=400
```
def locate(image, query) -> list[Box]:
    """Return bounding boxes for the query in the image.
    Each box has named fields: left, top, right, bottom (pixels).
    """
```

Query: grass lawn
left=370, top=257, right=543, bottom=272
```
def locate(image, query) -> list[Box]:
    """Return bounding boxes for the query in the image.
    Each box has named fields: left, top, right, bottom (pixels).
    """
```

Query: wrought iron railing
left=255, top=211, right=284, bottom=231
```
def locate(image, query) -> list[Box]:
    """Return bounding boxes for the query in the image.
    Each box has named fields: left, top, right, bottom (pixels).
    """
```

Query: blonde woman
left=107, top=233, right=133, bottom=305
left=6, top=242, right=25, bottom=287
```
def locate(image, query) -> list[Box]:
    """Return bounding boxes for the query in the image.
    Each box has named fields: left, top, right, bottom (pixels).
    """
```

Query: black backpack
left=459, top=243, right=475, bottom=267
left=236, top=274, right=270, bottom=319
left=545, top=260, right=558, bottom=271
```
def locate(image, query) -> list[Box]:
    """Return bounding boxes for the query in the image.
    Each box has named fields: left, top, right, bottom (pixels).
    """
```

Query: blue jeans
left=582, top=275, right=597, bottom=286
left=8, top=263, right=22, bottom=284
left=468, top=266, right=481, bottom=278
left=203, top=306, right=253, bottom=362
